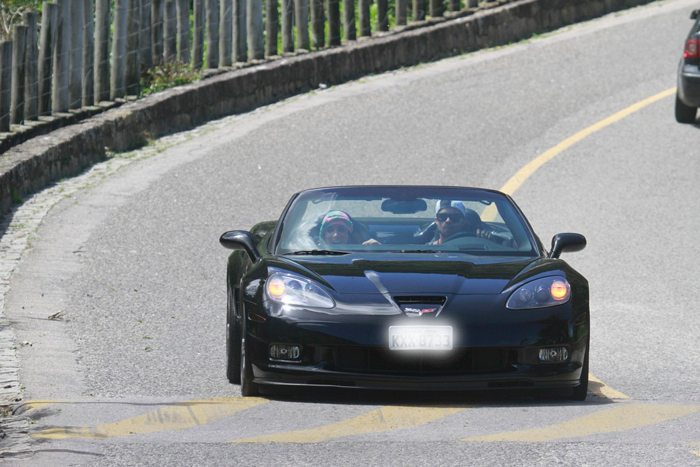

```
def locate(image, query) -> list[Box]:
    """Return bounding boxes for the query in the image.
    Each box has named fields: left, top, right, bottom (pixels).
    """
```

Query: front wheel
left=240, top=317, right=259, bottom=397
left=569, top=337, right=589, bottom=401
left=675, top=94, right=697, bottom=123
left=226, top=288, right=241, bottom=384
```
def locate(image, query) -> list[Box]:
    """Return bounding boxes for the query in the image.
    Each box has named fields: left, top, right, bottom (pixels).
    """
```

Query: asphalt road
left=4, top=0, right=700, bottom=464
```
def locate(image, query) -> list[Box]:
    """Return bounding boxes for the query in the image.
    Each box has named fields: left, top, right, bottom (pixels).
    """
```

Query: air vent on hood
left=393, top=296, right=446, bottom=306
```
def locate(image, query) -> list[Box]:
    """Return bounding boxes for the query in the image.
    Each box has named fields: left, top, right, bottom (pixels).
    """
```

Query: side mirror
left=220, top=230, right=262, bottom=263
left=691, top=9, right=699, bottom=19
left=549, top=233, right=586, bottom=259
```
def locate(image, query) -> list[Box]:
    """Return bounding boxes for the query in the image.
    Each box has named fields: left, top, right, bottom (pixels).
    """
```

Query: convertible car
left=220, top=186, right=589, bottom=400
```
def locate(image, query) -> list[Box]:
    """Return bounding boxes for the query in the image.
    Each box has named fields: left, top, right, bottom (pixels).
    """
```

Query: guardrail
left=0, top=0, right=498, bottom=154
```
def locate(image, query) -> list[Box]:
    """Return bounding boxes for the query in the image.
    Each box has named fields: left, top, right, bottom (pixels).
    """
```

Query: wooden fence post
left=206, top=0, right=220, bottom=67
left=220, top=0, right=233, bottom=66
left=0, top=42, right=12, bottom=132
left=82, top=0, right=95, bottom=107
left=23, top=12, right=39, bottom=121
left=413, top=0, right=426, bottom=21
left=39, top=3, right=58, bottom=115
left=53, top=0, right=71, bottom=113
left=467, top=0, right=476, bottom=7
left=311, top=0, right=324, bottom=49
left=281, top=0, right=293, bottom=53
left=233, top=0, right=247, bottom=62
left=151, top=0, right=164, bottom=66
left=248, top=0, right=263, bottom=59
left=126, top=0, right=141, bottom=95
left=377, top=0, right=388, bottom=31
left=295, top=0, right=309, bottom=50
left=193, top=0, right=205, bottom=68
left=94, top=0, right=109, bottom=103
left=327, top=0, right=340, bottom=46
left=164, top=1, right=177, bottom=63
left=176, top=0, right=190, bottom=63
left=69, top=0, right=84, bottom=109
left=10, top=26, right=28, bottom=125
left=111, top=0, right=127, bottom=100
left=140, top=0, right=153, bottom=72
left=396, top=0, right=406, bottom=25
left=449, top=0, right=459, bottom=12
left=359, top=0, right=370, bottom=37
left=430, top=0, right=443, bottom=17
left=265, top=0, right=278, bottom=57
left=343, top=0, right=356, bottom=41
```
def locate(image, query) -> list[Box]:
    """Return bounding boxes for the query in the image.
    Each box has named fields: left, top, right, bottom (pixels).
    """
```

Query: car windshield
left=275, top=187, right=538, bottom=256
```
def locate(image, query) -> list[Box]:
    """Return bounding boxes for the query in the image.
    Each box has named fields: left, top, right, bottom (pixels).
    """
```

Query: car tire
left=675, top=94, right=697, bottom=123
left=240, top=316, right=259, bottom=397
left=226, top=288, right=241, bottom=384
left=569, top=337, right=589, bottom=401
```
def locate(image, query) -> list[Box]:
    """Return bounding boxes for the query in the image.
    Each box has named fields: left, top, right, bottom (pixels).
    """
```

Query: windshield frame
left=271, top=186, right=544, bottom=258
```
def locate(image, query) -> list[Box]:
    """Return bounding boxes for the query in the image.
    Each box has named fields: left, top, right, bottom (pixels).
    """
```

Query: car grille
left=332, top=347, right=511, bottom=376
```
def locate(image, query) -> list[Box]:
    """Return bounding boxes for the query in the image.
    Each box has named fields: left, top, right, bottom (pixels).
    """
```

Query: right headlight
left=506, top=276, right=570, bottom=310
left=265, top=273, right=335, bottom=309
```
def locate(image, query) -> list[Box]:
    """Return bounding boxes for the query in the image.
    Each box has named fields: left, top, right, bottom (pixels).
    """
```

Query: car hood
left=276, top=254, right=545, bottom=295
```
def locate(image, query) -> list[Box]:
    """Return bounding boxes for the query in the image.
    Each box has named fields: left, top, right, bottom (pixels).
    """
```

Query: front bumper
left=243, top=295, right=589, bottom=392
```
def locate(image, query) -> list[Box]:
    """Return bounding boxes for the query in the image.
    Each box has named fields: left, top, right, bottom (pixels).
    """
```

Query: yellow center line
left=499, top=86, right=677, bottom=196
left=588, top=375, right=629, bottom=401
left=16, top=400, right=63, bottom=415
left=32, top=397, right=268, bottom=440
left=231, top=405, right=465, bottom=443
left=463, top=404, right=700, bottom=443
left=484, top=87, right=677, bottom=401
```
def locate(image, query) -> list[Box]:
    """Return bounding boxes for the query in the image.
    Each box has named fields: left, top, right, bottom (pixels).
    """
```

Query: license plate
left=388, top=326, right=453, bottom=351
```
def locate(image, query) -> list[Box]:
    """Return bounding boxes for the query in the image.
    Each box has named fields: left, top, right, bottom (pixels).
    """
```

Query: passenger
left=428, top=201, right=501, bottom=245
left=318, top=210, right=381, bottom=246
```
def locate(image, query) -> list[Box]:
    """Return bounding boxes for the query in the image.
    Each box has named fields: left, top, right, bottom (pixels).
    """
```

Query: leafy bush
left=141, top=62, right=202, bottom=96
left=0, top=0, right=41, bottom=41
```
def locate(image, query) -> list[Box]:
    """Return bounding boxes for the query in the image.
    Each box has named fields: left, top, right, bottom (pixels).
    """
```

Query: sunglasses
left=436, top=212, right=464, bottom=222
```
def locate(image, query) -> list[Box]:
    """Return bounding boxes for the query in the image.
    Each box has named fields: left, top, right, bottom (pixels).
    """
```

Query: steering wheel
left=441, top=231, right=478, bottom=243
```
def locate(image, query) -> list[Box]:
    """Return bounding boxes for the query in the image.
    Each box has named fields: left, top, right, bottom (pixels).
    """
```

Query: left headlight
left=506, top=276, right=571, bottom=310
left=265, top=273, right=335, bottom=309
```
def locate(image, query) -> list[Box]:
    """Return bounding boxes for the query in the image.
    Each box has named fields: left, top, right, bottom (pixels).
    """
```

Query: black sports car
left=676, top=9, right=700, bottom=123
left=220, top=186, right=589, bottom=400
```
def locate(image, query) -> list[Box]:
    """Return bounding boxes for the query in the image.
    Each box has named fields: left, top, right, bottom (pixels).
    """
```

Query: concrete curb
left=0, top=0, right=653, bottom=218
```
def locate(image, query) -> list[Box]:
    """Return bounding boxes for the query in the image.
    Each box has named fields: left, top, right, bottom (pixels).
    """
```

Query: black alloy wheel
left=240, top=315, right=259, bottom=397
left=226, top=287, right=241, bottom=384
left=675, top=94, right=697, bottom=123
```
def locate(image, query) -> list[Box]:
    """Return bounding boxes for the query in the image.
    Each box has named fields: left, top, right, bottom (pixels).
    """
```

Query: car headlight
left=506, top=277, right=571, bottom=310
left=265, top=273, right=335, bottom=308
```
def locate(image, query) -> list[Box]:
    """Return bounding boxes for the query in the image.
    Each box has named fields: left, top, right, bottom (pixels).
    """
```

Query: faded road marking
left=17, top=400, right=62, bottom=415
left=589, top=374, right=629, bottom=401
left=231, top=405, right=465, bottom=443
left=32, top=397, right=267, bottom=440
left=463, top=404, right=700, bottom=442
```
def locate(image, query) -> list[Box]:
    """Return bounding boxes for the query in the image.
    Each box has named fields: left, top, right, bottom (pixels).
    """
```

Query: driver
left=318, top=210, right=381, bottom=246
left=428, top=201, right=501, bottom=245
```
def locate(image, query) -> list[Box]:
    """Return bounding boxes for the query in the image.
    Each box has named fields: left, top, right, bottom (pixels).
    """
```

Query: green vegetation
left=0, top=0, right=41, bottom=41
left=141, top=61, right=202, bottom=95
